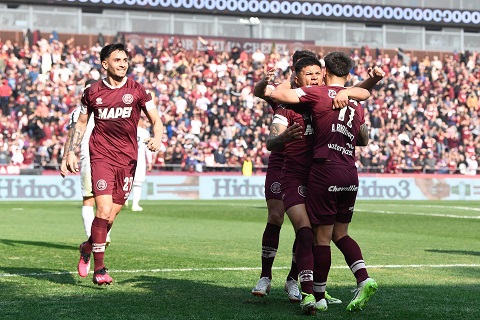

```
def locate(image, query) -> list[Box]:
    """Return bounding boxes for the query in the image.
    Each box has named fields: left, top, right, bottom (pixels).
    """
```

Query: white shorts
left=134, top=165, right=146, bottom=184
left=80, top=159, right=93, bottom=197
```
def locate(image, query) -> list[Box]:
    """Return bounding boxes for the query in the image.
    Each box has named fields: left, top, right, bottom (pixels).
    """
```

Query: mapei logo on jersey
left=98, top=107, right=133, bottom=119
left=122, top=94, right=134, bottom=105
left=328, top=89, right=337, bottom=98
left=96, top=179, right=107, bottom=191
left=96, top=97, right=103, bottom=105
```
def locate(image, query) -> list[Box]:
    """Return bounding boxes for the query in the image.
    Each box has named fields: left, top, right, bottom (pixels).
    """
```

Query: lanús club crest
left=122, top=94, right=134, bottom=105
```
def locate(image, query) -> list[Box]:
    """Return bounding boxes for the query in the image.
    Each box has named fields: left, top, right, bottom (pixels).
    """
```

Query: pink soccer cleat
left=77, top=242, right=91, bottom=278
left=93, top=267, right=113, bottom=286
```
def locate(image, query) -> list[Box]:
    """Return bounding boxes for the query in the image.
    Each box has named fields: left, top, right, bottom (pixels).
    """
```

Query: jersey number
left=338, top=106, right=356, bottom=128
left=123, top=177, right=134, bottom=191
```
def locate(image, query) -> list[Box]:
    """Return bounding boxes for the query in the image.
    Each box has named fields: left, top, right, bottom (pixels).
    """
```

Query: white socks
left=81, top=205, right=95, bottom=237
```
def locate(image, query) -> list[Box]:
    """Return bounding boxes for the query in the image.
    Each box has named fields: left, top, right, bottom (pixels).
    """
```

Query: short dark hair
left=100, top=43, right=128, bottom=62
left=294, top=56, right=322, bottom=74
left=323, top=51, right=354, bottom=77
left=292, top=50, right=317, bottom=66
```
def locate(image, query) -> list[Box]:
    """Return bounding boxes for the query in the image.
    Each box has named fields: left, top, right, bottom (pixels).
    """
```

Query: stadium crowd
left=0, top=31, right=479, bottom=175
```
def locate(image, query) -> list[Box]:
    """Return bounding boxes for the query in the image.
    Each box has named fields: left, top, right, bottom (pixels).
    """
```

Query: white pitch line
left=355, top=209, right=480, bottom=219
left=368, top=204, right=480, bottom=212
left=1, top=264, right=478, bottom=278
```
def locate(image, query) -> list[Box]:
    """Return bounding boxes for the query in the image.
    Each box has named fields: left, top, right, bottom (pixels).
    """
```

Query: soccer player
left=267, top=51, right=378, bottom=312
left=130, top=116, right=153, bottom=212
left=251, top=50, right=317, bottom=302
left=61, top=79, right=112, bottom=245
left=62, top=43, right=163, bottom=285
left=265, top=56, right=371, bottom=314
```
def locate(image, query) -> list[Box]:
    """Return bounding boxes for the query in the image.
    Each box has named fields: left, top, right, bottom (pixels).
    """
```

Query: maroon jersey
left=81, top=78, right=154, bottom=167
left=271, top=105, right=314, bottom=177
left=296, top=85, right=365, bottom=166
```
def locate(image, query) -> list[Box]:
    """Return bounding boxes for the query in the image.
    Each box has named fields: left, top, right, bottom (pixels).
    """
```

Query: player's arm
left=354, top=66, right=385, bottom=91
left=267, top=82, right=300, bottom=104
left=266, top=114, right=303, bottom=152
left=144, top=108, right=164, bottom=152
left=62, top=111, right=89, bottom=176
left=254, top=68, right=276, bottom=101
left=333, top=87, right=370, bottom=109
left=356, top=123, right=370, bottom=146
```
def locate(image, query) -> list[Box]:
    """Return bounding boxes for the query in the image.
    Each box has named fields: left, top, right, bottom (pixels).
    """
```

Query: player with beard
left=267, top=51, right=379, bottom=313
left=62, top=43, right=163, bottom=285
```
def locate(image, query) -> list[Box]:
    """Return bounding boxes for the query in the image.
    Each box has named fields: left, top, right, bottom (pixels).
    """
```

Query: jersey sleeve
left=80, top=86, right=92, bottom=115
left=296, top=86, right=322, bottom=105
left=68, top=108, right=80, bottom=130
left=271, top=108, right=289, bottom=127
left=139, top=86, right=155, bottom=111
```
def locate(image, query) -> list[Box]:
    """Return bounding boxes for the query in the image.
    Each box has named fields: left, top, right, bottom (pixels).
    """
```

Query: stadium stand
left=0, top=30, right=478, bottom=175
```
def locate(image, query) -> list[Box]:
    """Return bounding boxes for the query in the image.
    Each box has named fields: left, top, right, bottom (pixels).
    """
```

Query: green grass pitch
left=1, top=200, right=479, bottom=319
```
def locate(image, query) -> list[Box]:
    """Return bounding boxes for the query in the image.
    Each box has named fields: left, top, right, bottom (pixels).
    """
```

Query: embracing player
left=267, top=51, right=379, bottom=312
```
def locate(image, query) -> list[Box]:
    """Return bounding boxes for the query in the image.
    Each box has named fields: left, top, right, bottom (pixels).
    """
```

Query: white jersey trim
left=102, top=77, right=127, bottom=89
left=294, top=87, right=306, bottom=97
left=272, top=114, right=288, bottom=127
left=145, top=99, right=156, bottom=111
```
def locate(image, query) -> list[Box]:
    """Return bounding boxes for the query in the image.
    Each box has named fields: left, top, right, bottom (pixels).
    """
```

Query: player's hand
left=145, top=138, right=161, bottom=152
left=282, top=123, right=303, bottom=142
left=333, top=90, right=350, bottom=109
left=65, top=152, right=79, bottom=174
left=264, top=68, right=277, bottom=83
left=367, top=66, right=385, bottom=80
left=60, top=159, right=68, bottom=178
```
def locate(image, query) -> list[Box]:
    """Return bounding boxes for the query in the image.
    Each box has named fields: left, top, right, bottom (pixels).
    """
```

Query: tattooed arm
left=266, top=122, right=303, bottom=152
left=61, top=111, right=89, bottom=176
left=356, top=123, right=370, bottom=146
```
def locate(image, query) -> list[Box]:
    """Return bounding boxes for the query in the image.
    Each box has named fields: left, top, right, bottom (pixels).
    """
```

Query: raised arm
left=254, top=68, right=276, bottom=101
left=266, top=82, right=300, bottom=104
left=354, top=66, right=385, bottom=92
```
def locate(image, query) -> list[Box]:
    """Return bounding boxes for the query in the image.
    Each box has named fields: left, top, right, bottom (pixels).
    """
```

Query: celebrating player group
left=252, top=50, right=385, bottom=314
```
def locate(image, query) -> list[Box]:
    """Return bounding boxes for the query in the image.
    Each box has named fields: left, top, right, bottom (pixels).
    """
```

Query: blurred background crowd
left=0, top=31, right=479, bottom=175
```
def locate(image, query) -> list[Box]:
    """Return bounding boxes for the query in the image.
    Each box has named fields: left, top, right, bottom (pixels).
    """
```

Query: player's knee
left=267, top=210, right=284, bottom=225
left=332, top=231, right=348, bottom=243
left=95, top=207, right=112, bottom=220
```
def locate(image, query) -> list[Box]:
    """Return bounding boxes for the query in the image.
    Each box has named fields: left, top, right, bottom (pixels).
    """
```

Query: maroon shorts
left=91, top=161, right=136, bottom=205
left=306, top=163, right=359, bottom=225
left=281, top=174, right=307, bottom=211
left=264, top=152, right=284, bottom=201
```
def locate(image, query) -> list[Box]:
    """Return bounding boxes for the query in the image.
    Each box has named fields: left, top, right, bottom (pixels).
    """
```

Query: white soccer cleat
left=315, top=298, right=328, bottom=312
left=284, top=279, right=302, bottom=302
left=131, top=205, right=143, bottom=212
left=252, top=277, right=271, bottom=297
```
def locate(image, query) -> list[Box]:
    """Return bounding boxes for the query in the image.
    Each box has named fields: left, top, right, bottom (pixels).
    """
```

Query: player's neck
left=325, top=76, right=345, bottom=87
left=105, top=75, right=127, bottom=88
